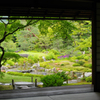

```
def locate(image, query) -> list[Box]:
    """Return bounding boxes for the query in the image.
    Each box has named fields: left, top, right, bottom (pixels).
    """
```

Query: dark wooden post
left=12, top=79, right=15, bottom=89
left=31, top=77, right=33, bottom=82
left=35, top=79, right=37, bottom=87
left=83, top=72, right=85, bottom=78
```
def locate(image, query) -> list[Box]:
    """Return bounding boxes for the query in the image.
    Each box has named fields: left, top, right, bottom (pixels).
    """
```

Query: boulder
left=18, top=54, right=29, bottom=57
left=17, top=86, right=30, bottom=89
left=1, top=66, right=8, bottom=70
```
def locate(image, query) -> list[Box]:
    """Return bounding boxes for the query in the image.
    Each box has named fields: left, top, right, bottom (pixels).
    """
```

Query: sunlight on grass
left=0, top=73, right=41, bottom=83
left=18, top=51, right=47, bottom=57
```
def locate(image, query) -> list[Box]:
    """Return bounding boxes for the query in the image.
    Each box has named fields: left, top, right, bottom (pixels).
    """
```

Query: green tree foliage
left=0, top=16, right=39, bottom=72
left=35, top=35, right=52, bottom=50
left=16, top=25, right=39, bottom=50
left=0, top=52, right=20, bottom=65
left=38, top=20, right=77, bottom=40
left=1, top=40, right=17, bottom=52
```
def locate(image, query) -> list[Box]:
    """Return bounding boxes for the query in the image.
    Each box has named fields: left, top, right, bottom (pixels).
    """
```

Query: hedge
left=7, top=71, right=44, bottom=78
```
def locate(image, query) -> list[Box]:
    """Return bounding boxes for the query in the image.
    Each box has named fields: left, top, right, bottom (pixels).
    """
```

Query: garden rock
left=18, top=70, right=32, bottom=73
left=58, top=70, right=63, bottom=72
left=32, top=63, right=40, bottom=68
left=1, top=66, right=8, bottom=70
left=75, top=59, right=79, bottom=62
left=4, top=83, right=11, bottom=85
left=17, top=86, right=31, bottom=89
left=42, top=56, right=46, bottom=61
left=52, top=67, right=56, bottom=73
left=80, top=72, right=92, bottom=78
left=0, top=83, right=3, bottom=85
left=18, top=54, right=29, bottom=57
left=42, top=72, right=47, bottom=75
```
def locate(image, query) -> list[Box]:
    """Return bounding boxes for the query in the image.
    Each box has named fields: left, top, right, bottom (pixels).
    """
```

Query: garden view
left=0, top=17, right=92, bottom=90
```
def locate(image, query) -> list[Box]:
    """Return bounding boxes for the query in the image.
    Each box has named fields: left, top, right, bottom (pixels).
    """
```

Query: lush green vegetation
left=0, top=19, right=92, bottom=87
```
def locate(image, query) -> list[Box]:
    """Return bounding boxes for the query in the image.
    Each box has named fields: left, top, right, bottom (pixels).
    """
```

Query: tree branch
left=5, top=20, right=39, bottom=38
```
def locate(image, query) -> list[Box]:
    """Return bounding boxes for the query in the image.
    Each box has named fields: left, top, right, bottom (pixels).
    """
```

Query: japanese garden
left=0, top=17, right=92, bottom=90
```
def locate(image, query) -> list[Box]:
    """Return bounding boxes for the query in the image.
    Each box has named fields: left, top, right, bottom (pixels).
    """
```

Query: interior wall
left=94, top=2, right=100, bottom=92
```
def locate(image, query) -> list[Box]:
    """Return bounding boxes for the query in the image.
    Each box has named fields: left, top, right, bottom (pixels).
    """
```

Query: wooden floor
left=0, top=85, right=94, bottom=99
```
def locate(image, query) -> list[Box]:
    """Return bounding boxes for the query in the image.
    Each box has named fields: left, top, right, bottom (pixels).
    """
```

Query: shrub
left=23, top=73, right=43, bottom=78
left=28, top=55, right=39, bottom=63
left=73, top=63, right=80, bottom=66
left=39, top=56, right=44, bottom=62
left=6, top=60, right=15, bottom=66
left=28, top=59, right=34, bottom=65
left=56, top=71, right=68, bottom=81
left=60, top=64, right=64, bottom=66
left=81, top=76, right=87, bottom=81
left=41, top=74, right=64, bottom=87
left=42, top=50, right=46, bottom=53
left=77, top=61, right=85, bottom=66
left=7, top=71, right=23, bottom=76
left=76, top=55, right=84, bottom=59
left=85, top=51, right=90, bottom=54
left=84, top=63, right=92, bottom=68
left=84, top=56, right=89, bottom=61
left=28, top=55, right=35, bottom=65
left=40, top=62, right=48, bottom=68
left=45, top=52, right=57, bottom=60
left=86, top=76, right=92, bottom=82
left=18, top=57, right=28, bottom=66
left=49, top=49, right=60, bottom=55
left=40, top=62, right=52, bottom=69
left=70, top=56, right=77, bottom=62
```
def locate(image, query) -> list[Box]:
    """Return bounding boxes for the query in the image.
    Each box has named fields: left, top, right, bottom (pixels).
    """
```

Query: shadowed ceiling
left=0, top=0, right=97, bottom=19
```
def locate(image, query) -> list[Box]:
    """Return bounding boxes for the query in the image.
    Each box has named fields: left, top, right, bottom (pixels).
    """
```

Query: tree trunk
left=0, top=46, right=5, bottom=73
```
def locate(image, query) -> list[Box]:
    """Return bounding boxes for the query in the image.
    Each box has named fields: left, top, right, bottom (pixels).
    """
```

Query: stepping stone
left=0, top=83, right=3, bottom=85
left=17, top=86, right=31, bottom=89
left=4, top=83, right=11, bottom=85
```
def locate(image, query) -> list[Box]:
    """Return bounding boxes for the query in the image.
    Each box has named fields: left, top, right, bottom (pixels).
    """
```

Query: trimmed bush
left=7, top=72, right=43, bottom=77
left=84, top=56, right=89, bottom=61
left=41, top=74, right=64, bottom=87
left=18, top=57, right=28, bottom=66
left=77, top=61, right=85, bottom=66
left=28, top=55, right=39, bottom=63
left=45, top=52, right=57, bottom=60
left=40, top=62, right=48, bottom=68
left=70, top=56, right=77, bottom=62
left=85, top=51, right=90, bottom=54
left=60, top=64, right=64, bottom=66
left=7, top=72, right=23, bottom=76
left=84, top=63, right=92, bottom=68
left=76, top=55, right=84, bottom=60
left=6, top=60, right=15, bottom=66
left=49, top=49, right=60, bottom=55
left=56, top=71, right=68, bottom=81
left=73, top=63, right=80, bottom=66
